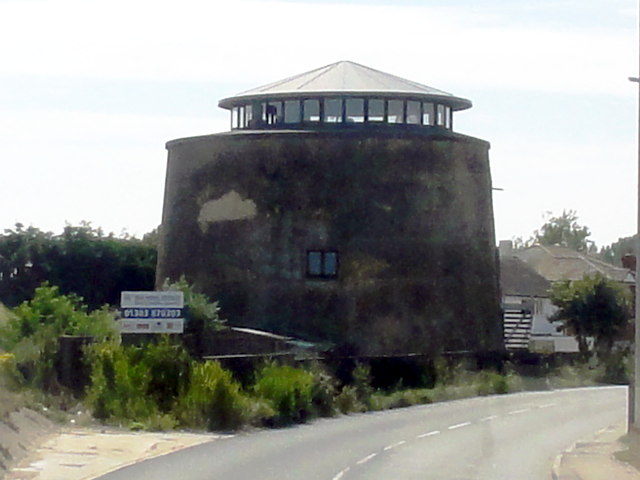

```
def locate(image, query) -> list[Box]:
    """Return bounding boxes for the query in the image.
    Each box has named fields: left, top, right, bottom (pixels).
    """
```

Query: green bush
left=334, top=385, right=365, bottom=414
left=309, top=364, right=338, bottom=417
left=178, top=361, right=252, bottom=430
left=476, top=371, right=510, bottom=396
left=0, top=283, right=117, bottom=392
left=253, top=364, right=314, bottom=424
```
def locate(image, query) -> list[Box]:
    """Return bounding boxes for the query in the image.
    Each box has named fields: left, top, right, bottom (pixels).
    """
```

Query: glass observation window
left=388, top=100, right=404, bottom=124
left=436, top=104, right=445, bottom=126
left=303, top=99, right=320, bottom=122
left=239, top=106, right=245, bottom=128
left=422, top=102, right=434, bottom=126
left=324, top=98, right=343, bottom=123
left=264, top=101, right=283, bottom=125
left=407, top=101, right=420, bottom=125
left=368, top=99, right=385, bottom=122
left=284, top=100, right=301, bottom=123
left=232, top=107, right=239, bottom=129
left=244, top=104, right=254, bottom=128
left=345, top=98, right=365, bottom=123
left=445, top=105, right=451, bottom=129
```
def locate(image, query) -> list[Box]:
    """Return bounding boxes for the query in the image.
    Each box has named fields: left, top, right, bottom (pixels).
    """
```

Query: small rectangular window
left=407, top=101, right=420, bottom=125
left=388, top=100, right=404, bottom=124
left=324, top=98, right=343, bottom=123
left=303, top=99, right=320, bottom=122
left=444, top=105, right=451, bottom=129
left=307, top=250, right=339, bottom=279
left=422, top=102, right=434, bottom=125
left=368, top=99, right=385, bottom=122
left=345, top=98, right=364, bottom=123
left=284, top=100, right=301, bottom=123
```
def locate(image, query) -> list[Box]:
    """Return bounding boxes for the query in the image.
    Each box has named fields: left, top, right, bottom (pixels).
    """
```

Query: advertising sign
left=119, top=291, right=185, bottom=334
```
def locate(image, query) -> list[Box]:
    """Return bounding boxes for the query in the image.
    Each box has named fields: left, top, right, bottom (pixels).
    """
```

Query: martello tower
left=157, top=61, right=502, bottom=355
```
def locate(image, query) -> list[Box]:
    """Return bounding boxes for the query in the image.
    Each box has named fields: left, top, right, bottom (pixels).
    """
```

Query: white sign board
left=119, top=319, right=184, bottom=334
left=120, top=291, right=184, bottom=308
left=119, top=291, right=185, bottom=334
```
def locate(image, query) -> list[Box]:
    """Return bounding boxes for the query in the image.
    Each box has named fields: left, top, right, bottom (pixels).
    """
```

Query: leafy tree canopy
left=599, top=234, right=637, bottom=267
left=549, top=273, right=632, bottom=356
left=533, top=210, right=594, bottom=252
left=0, top=223, right=157, bottom=309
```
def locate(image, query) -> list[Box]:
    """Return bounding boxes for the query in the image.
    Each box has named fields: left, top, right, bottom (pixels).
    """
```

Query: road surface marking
left=480, top=415, right=498, bottom=422
left=417, top=430, right=440, bottom=438
left=448, top=421, right=471, bottom=430
left=383, top=440, right=406, bottom=451
left=508, top=408, right=530, bottom=415
left=332, top=467, right=350, bottom=480
left=539, top=403, right=557, bottom=408
left=357, top=453, right=377, bottom=465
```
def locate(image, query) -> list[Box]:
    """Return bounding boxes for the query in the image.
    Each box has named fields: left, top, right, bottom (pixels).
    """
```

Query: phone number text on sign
left=121, top=308, right=184, bottom=319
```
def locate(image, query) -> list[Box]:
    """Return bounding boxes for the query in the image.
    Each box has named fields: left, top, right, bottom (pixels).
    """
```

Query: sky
left=0, top=0, right=638, bottom=248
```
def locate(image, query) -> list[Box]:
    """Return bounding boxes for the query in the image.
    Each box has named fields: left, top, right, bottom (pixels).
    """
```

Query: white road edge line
left=356, top=453, right=377, bottom=465
left=417, top=430, right=440, bottom=438
left=508, top=408, right=530, bottom=415
left=448, top=421, right=471, bottom=430
left=332, top=466, right=350, bottom=480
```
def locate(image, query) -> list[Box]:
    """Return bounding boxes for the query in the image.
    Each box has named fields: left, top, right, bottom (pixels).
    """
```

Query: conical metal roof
left=218, top=61, right=471, bottom=111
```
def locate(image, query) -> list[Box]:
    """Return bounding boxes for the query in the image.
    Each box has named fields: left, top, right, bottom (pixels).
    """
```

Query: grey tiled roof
left=514, top=244, right=635, bottom=284
left=218, top=61, right=472, bottom=110
left=500, top=256, right=551, bottom=297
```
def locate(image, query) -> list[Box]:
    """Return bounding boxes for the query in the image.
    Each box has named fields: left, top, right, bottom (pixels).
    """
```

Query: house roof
left=500, top=256, right=551, bottom=297
left=514, top=244, right=635, bottom=284
left=218, top=60, right=472, bottom=111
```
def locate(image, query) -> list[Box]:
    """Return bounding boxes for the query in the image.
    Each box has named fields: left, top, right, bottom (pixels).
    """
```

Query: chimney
left=622, top=254, right=636, bottom=271
left=498, top=240, right=513, bottom=258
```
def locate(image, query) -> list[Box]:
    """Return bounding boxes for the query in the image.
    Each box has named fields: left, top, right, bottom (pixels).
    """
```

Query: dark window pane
left=324, top=98, right=343, bottom=123
left=324, top=252, right=338, bottom=276
left=388, top=100, right=404, bottom=124
left=284, top=100, right=301, bottom=123
left=303, top=100, right=320, bottom=122
left=345, top=98, right=364, bottom=123
left=407, top=101, right=420, bottom=124
left=308, top=251, right=323, bottom=276
left=368, top=99, right=384, bottom=122
left=422, top=102, right=434, bottom=125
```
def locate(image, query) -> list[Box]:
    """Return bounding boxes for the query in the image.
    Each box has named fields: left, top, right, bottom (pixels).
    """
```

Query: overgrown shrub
left=309, top=363, right=338, bottom=417
left=177, top=361, right=252, bottom=430
left=334, top=385, right=365, bottom=414
left=253, top=363, right=314, bottom=424
left=0, top=283, right=116, bottom=392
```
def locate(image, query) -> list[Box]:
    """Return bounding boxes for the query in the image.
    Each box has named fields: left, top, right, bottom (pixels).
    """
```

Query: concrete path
left=5, top=427, right=219, bottom=480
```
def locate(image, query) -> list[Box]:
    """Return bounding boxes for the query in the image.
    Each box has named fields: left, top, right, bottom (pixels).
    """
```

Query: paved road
left=97, top=386, right=626, bottom=480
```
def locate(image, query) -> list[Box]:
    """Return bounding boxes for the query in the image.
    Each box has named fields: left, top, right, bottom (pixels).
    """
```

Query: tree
left=533, top=210, right=594, bottom=252
left=599, top=234, right=637, bottom=266
left=0, top=223, right=157, bottom=309
left=549, top=273, right=632, bottom=356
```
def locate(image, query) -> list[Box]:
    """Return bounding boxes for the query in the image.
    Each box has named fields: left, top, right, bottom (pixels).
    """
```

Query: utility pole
left=631, top=1, right=640, bottom=428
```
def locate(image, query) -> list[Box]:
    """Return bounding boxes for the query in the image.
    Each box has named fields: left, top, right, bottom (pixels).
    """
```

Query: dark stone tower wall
left=157, top=129, right=502, bottom=355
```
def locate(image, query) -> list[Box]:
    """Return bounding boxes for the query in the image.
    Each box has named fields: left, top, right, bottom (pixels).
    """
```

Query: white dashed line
left=357, top=453, right=377, bottom=465
left=448, top=421, right=471, bottom=430
left=539, top=403, right=557, bottom=409
left=383, top=440, right=406, bottom=451
left=480, top=415, right=498, bottom=422
left=332, top=467, right=350, bottom=480
left=417, top=430, right=440, bottom=438
left=508, top=408, right=530, bottom=415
